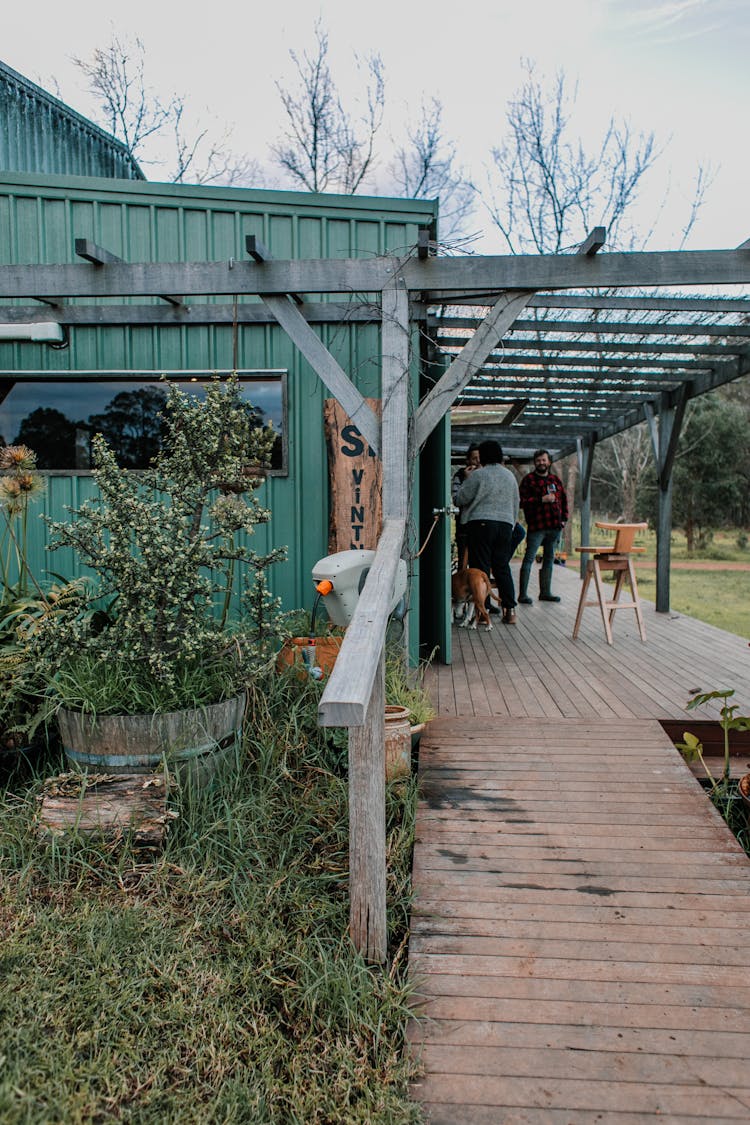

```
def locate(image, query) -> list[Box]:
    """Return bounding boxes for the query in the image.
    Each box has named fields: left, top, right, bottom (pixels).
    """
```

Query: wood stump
left=36, top=772, right=176, bottom=847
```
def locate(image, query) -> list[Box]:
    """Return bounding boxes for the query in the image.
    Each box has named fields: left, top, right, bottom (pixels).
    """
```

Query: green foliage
left=385, top=646, right=436, bottom=727
left=665, top=569, right=750, bottom=638
left=653, top=396, right=750, bottom=544
left=283, top=607, right=346, bottom=640
left=0, top=671, right=422, bottom=1122
left=2, top=377, right=288, bottom=725
left=676, top=689, right=750, bottom=849
left=676, top=690, right=750, bottom=832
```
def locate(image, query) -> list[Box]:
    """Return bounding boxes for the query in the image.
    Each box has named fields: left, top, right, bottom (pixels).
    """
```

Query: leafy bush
left=1, top=377, right=287, bottom=724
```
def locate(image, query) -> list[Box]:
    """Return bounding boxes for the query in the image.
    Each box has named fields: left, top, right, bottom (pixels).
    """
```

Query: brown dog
left=451, top=567, right=494, bottom=630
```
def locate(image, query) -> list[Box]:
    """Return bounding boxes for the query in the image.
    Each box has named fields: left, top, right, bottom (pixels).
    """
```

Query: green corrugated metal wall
left=0, top=62, right=144, bottom=180
left=0, top=173, right=437, bottom=638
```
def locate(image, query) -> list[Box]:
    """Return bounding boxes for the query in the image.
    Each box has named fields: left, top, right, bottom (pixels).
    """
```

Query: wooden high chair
left=572, top=522, right=647, bottom=645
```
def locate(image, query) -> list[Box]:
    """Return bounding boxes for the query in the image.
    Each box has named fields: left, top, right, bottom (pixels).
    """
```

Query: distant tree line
left=589, top=380, right=750, bottom=548
left=6, top=387, right=275, bottom=471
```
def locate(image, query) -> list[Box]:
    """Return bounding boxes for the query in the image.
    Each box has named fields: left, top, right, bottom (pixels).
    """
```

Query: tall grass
left=0, top=671, right=423, bottom=1124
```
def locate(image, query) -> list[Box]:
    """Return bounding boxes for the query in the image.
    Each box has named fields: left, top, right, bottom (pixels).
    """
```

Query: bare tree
left=169, top=98, right=261, bottom=186
left=72, top=34, right=171, bottom=163
left=592, top=425, right=653, bottom=522
left=486, top=61, right=660, bottom=255
left=272, top=20, right=385, bottom=194
left=72, top=34, right=259, bottom=186
left=389, top=97, right=477, bottom=248
left=481, top=63, right=716, bottom=519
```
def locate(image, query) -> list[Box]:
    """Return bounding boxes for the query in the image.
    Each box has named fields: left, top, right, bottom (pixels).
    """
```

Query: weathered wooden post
left=318, top=521, right=405, bottom=960
left=645, top=387, right=689, bottom=614
left=577, top=436, right=595, bottom=579
left=347, top=653, right=386, bottom=960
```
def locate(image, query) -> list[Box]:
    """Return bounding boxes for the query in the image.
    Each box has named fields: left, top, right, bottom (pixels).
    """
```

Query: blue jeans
left=519, top=528, right=561, bottom=598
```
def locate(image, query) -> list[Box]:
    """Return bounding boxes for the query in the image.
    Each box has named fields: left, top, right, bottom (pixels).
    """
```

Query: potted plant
left=385, top=646, right=436, bottom=746
left=6, top=375, right=286, bottom=777
left=275, top=608, right=345, bottom=681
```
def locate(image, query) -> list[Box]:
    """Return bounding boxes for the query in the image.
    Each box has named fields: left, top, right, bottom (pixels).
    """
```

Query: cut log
left=36, top=772, right=176, bottom=847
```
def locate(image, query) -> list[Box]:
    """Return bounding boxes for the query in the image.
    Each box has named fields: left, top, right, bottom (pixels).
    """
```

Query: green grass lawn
left=636, top=568, right=750, bottom=638
left=0, top=673, right=423, bottom=1124
left=637, top=526, right=750, bottom=565
left=631, top=526, right=750, bottom=638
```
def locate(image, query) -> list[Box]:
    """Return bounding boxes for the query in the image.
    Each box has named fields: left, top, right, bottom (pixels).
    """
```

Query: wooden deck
left=409, top=564, right=750, bottom=1123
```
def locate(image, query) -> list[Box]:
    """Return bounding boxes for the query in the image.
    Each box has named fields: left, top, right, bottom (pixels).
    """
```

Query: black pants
left=467, top=520, right=516, bottom=609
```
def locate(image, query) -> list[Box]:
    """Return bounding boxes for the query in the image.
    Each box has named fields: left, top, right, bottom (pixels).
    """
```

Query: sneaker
left=487, top=604, right=501, bottom=615
left=539, top=594, right=561, bottom=603
left=518, top=595, right=533, bottom=605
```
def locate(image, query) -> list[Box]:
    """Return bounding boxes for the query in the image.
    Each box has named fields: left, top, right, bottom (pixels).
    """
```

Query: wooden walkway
left=409, top=565, right=750, bottom=1123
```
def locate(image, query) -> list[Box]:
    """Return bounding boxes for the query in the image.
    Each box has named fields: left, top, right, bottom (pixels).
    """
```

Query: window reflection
left=0, top=377, right=284, bottom=471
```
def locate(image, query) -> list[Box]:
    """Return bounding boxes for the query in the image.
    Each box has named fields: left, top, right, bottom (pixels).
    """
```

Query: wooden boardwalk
left=409, top=565, right=750, bottom=1123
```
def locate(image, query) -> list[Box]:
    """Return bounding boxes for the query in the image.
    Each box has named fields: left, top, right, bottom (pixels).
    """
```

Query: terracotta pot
left=276, top=636, right=343, bottom=680
left=385, top=705, right=411, bottom=780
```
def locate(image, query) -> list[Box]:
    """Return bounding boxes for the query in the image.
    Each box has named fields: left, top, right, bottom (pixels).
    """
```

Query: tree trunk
left=563, top=454, right=577, bottom=556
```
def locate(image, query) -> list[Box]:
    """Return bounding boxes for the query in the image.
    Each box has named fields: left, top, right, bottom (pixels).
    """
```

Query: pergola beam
left=0, top=302, right=387, bottom=327
left=261, top=293, right=380, bottom=453
left=3, top=248, right=750, bottom=300
left=3, top=245, right=750, bottom=500
left=470, top=371, right=697, bottom=389
left=416, top=290, right=533, bottom=446
left=428, top=293, right=750, bottom=314
left=440, top=317, right=750, bottom=339
left=74, top=239, right=182, bottom=306
left=461, top=353, right=713, bottom=371
left=578, top=226, right=607, bottom=256
left=246, top=237, right=380, bottom=452
left=438, top=335, right=743, bottom=358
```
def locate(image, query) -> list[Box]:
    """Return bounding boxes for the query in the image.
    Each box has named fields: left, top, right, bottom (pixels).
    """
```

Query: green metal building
left=0, top=171, right=439, bottom=641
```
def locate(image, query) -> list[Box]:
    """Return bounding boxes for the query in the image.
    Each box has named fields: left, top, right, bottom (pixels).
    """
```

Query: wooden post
left=348, top=648, right=386, bottom=962
left=577, top=437, right=595, bottom=579
left=381, top=278, right=410, bottom=521
left=646, top=387, right=689, bottom=613
left=381, top=277, right=411, bottom=655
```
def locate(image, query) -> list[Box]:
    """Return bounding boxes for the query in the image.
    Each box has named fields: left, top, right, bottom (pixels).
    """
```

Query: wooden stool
left=573, top=522, right=647, bottom=645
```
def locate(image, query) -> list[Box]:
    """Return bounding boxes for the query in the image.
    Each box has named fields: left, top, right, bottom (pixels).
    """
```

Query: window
left=0, top=371, right=287, bottom=473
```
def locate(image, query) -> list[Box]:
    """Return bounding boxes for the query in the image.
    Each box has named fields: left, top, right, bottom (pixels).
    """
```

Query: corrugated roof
left=0, top=60, right=144, bottom=180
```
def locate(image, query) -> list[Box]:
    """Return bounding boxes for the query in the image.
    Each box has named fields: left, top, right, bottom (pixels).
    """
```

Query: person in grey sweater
left=456, top=439, right=520, bottom=623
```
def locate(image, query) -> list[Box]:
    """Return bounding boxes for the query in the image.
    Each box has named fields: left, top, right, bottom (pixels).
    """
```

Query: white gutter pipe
left=0, top=322, right=64, bottom=342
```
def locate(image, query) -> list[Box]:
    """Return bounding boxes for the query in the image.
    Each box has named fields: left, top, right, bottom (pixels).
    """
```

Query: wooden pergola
left=2, top=231, right=750, bottom=958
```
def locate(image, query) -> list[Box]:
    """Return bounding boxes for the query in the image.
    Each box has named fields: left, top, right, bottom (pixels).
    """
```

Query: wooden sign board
left=324, top=397, right=382, bottom=552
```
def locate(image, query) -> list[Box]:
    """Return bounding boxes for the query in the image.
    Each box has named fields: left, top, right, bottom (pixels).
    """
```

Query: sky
left=3, top=0, right=749, bottom=252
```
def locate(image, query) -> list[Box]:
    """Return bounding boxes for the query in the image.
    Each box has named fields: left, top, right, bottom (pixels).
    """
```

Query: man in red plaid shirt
left=518, top=449, right=569, bottom=605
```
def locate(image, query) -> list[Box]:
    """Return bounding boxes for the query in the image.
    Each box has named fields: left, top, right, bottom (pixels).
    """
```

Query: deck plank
left=409, top=568, right=750, bottom=1125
